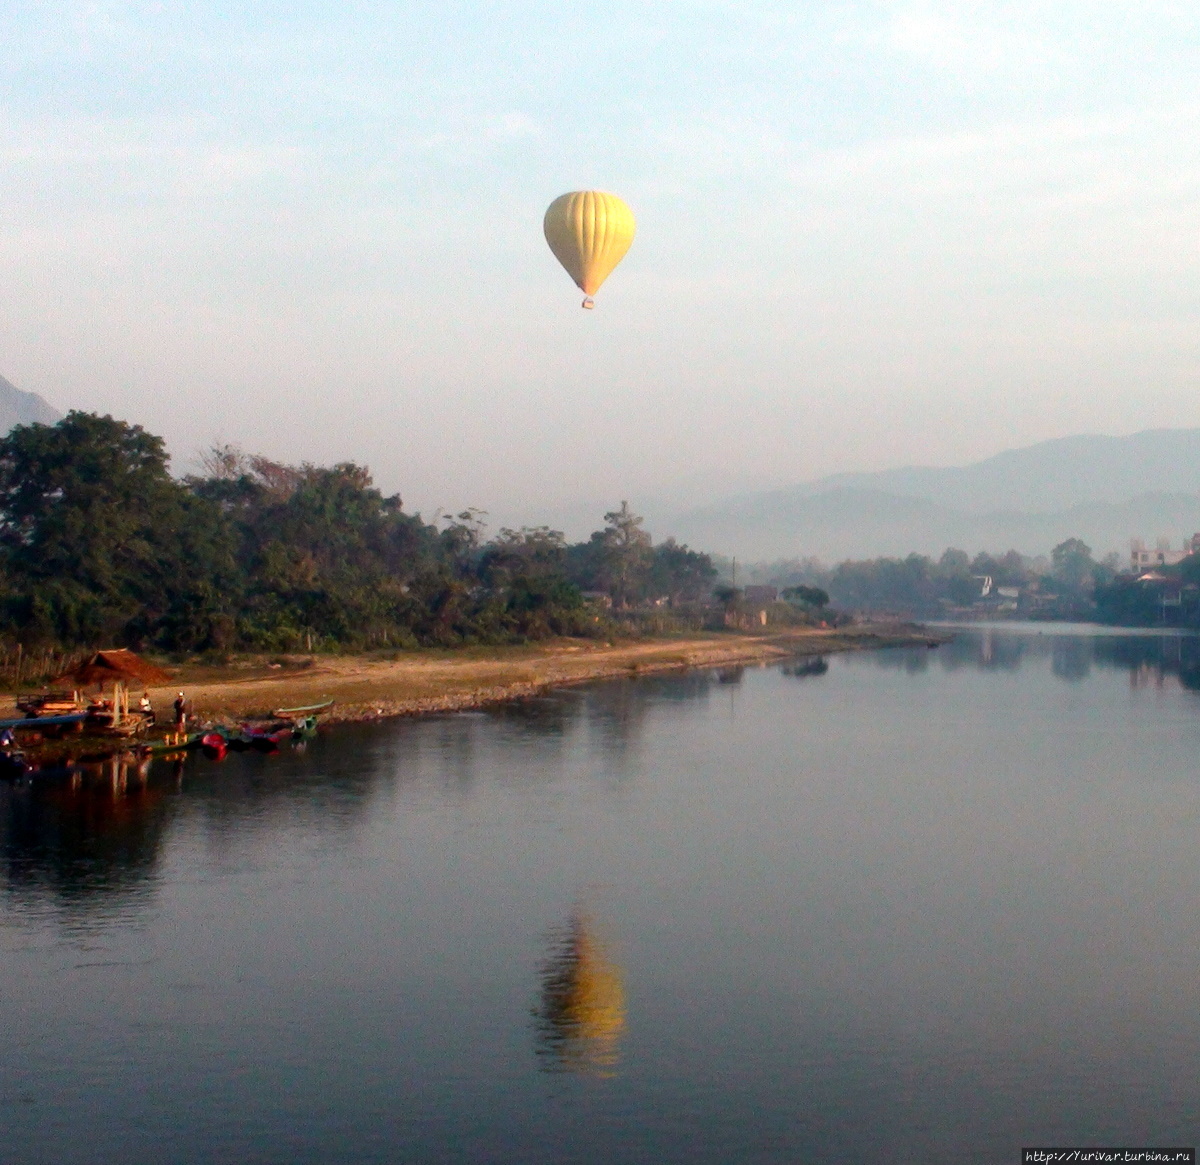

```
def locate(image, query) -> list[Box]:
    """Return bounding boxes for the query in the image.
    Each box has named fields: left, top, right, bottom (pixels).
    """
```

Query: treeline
left=1092, top=555, right=1200, bottom=627
left=0, top=412, right=718, bottom=652
left=744, top=539, right=1129, bottom=620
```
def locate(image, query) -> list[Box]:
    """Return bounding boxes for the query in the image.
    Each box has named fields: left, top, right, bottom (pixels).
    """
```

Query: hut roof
left=59, top=649, right=173, bottom=688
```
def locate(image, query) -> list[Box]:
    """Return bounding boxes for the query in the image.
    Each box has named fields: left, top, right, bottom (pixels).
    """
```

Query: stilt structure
left=55, top=650, right=173, bottom=733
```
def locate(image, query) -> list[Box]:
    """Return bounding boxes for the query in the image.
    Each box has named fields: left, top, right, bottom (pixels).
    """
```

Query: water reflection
left=585, top=677, right=651, bottom=740
left=488, top=693, right=576, bottom=738
left=534, top=909, right=626, bottom=1076
left=858, top=626, right=1200, bottom=690
left=1101, top=635, right=1200, bottom=691
left=931, top=629, right=1027, bottom=672
left=1051, top=636, right=1091, bottom=682
left=7, top=634, right=1200, bottom=1160
left=864, top=646, right=931, bottom=673
left=10, top=629, right=1200, bottom=919
left=643, top=670, right=719, bottom=703
left=0, top=732, right=391, bottom=909
left=0, top=754, right=173, bottom=907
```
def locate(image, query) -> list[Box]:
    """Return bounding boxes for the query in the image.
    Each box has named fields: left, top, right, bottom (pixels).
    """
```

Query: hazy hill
left=671, top=429, right=1200, bottom=561
left=0, top=374, right=60, bottom=431
left=791, top=429, right=1200, bottom=512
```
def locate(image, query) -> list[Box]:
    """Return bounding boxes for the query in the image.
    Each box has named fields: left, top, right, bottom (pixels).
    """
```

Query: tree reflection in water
left=857, top=629, right=1200, bottom=689
left=1, top=753, right=173, bottom=907
left=534, top=909, right=625, bottom=1076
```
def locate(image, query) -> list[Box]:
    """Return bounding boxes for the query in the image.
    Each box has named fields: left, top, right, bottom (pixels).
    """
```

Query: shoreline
left=0, top=623, right=945, bottom=767
left=0, top=626, right=949, bottom=766
left=150, top=623, right=948, bottom=725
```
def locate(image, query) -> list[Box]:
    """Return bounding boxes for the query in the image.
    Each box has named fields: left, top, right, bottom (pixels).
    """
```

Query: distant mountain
left=0, top=374, right=60, bottom=431
left=670, top=429, right=1200, bottom=562
left=792, top=429, right=1200, bottom=513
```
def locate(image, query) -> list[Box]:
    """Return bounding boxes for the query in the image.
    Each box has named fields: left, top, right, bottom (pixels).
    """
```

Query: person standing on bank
left=174, top=692, right=187, bottom=732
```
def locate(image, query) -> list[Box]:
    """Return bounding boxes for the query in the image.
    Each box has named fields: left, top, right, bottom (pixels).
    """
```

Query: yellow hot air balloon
left=543, top=191, right=636, bottom=309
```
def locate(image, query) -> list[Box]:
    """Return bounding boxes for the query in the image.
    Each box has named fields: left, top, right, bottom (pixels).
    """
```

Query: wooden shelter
left=56, top=650, right=173, bottom=729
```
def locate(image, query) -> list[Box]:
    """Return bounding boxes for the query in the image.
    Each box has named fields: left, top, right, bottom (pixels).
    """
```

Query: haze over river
left=4, top=627, right=1200, bottom=1163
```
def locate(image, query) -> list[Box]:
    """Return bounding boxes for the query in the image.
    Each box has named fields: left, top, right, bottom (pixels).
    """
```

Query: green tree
left=713, top=585, right=741, bottom=610
left=479, top=527, right=569, bottom=586
left=571, top=502, right=654, bottom=608
left=474, top=527, right=589, bottom=640
left=0, top=412, right=236, bottom=647
left=646, top=538, right=717, bottom=603
left=829, top=554, right=937, bottom=612
left=970, top=550, right=1029, bottom=587
left=190, top=451, right=439, bottom=648
left=1051, top=538, right=1095, bottom=593
left=782, top=584, right=829, bottom=608
left=935, top=547, right=979, bottom=605
left=938, top=548, right=970, bottom=575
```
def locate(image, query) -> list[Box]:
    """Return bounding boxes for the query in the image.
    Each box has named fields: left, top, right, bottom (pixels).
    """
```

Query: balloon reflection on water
left=534, top=909, right=626, bottom=1076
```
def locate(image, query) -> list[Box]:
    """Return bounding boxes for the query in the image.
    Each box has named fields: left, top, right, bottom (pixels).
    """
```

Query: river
left=3, top=626, right=1200, bottom=1163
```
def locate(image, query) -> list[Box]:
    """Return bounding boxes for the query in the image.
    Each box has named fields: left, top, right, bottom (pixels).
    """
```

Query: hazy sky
left=2, top=2, right=1199, bottom=533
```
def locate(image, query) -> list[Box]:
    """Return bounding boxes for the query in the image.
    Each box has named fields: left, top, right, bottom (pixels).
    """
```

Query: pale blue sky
left=2, top=2, right=1199, bottom=532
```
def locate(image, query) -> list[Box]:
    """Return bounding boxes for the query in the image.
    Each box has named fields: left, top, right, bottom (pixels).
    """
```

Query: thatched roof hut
left=58, top=649, right=173, bottom=689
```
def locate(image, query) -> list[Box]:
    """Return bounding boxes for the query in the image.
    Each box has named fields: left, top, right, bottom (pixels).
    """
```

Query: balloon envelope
left=543, top=191, right=636, bottom=298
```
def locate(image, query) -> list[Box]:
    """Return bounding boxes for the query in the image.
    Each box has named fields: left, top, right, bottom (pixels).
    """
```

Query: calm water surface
left=4, top=628, right=1200, bottom=1163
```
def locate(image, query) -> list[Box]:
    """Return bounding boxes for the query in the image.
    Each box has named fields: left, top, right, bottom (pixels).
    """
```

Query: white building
left=1130, top=535, right=1200, bottom=571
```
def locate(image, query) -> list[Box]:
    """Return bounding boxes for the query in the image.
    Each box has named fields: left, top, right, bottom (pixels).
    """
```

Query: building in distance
left=1130, top=535, right=1200, bottom=572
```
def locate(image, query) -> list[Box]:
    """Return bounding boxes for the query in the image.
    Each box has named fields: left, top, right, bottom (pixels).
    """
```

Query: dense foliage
left=4, top=412, right=1182, bottom=649
left=742, top=540, right=1136, bottom=622
left=0, top=414, right=717, bottom=651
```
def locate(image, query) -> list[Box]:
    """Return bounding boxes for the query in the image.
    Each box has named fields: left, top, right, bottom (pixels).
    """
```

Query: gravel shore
left=106, top=624, right=949, bottom=726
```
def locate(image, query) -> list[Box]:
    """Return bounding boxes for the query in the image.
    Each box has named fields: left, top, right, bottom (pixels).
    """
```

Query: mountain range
left=669, top=430, right=1200, bottom=563
left=0, top=374, right=60, bottom=432
left=0, top=377, right=1192, bottom=567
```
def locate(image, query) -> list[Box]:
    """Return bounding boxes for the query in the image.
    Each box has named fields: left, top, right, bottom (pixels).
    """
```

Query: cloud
left=882, top=2, right=1067, bottom=76
left=3, top=0, right=1200, bottom=516
left=485, top=111, right=539, bottom=141
left=784, top=101, right=1200, bottom=232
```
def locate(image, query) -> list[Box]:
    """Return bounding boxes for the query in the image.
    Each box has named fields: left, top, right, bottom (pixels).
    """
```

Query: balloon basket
left=581, top=297, right=595, bottom=310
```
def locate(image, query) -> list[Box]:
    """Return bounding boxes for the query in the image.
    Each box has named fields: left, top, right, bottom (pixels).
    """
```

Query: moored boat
left=245, top=723, right=295, bottom=752
left=270, top=699, right=334, bottom=718
left=202, top=712, right=321, bottom=755
left=135, top=731, right=203, bottom=758
left=199, top=732, right=228, bottom=760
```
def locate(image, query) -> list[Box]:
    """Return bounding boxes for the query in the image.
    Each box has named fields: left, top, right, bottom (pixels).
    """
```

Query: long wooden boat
left=239, top=723, right=295, bottom=752
left=271, top=699, right=334, bottom=717
left=208, top=722, right=290, bottom=753
left=0, top=712, right=89, bottom=731
left=135, top=732, right=203, bottom=757
left=205, top=712, right=320, bottom=754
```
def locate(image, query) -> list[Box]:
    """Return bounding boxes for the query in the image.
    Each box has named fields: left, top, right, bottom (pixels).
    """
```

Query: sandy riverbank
left=53, top=624, right=945, bottom=727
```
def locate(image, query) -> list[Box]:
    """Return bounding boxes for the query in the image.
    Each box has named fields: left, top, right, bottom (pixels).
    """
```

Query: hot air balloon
left=543, top=191, right=636, bottom=309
